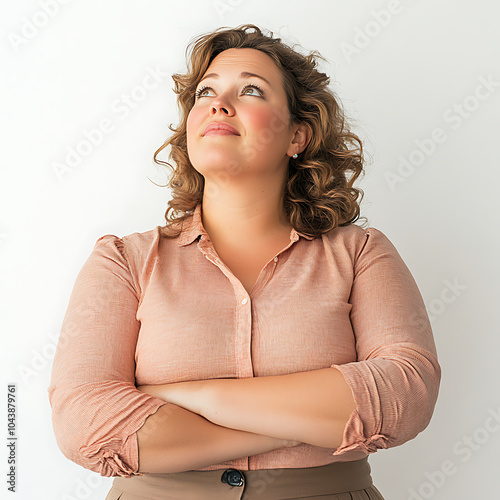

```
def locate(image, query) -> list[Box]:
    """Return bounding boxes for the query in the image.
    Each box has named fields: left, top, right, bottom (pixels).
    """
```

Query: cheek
left=245, top=106, right=285, bottom=140
left=186, top=110, right=201, bottom=159
left=186, top=109, right=199, bottom=137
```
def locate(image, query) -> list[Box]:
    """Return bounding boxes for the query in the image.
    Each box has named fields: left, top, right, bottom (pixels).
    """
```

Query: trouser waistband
left=112, top=457, right=374, bottom=500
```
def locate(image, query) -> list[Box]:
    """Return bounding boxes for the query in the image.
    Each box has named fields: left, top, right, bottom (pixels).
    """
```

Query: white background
left=1, top=1, right=499, bottom=498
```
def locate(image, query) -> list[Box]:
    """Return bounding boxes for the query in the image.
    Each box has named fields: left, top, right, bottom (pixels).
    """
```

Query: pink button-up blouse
left=47, top=201, right=441, bottom=477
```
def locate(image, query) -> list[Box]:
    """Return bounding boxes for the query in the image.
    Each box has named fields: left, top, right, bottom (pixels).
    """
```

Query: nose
left=212, top=106, right=229, bottom=115
left=209, top=95, right=234, bottom=116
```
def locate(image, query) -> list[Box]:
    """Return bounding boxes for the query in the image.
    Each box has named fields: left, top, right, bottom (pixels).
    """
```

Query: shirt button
left=241, top=298, right=248, bottom=305
left=221, top=468, right=244, bottom=487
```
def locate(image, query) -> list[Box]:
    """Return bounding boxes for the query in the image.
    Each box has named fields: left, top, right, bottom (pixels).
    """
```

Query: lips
left=203, top=122, right=240, bottom=136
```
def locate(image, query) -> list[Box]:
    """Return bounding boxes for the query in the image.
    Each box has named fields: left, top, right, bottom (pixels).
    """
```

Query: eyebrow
left=198, top=71, right=272, bottom=89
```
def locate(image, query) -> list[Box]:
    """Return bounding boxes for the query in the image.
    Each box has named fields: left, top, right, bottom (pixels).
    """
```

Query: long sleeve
left=331, top=227, right=442, bottom=456
left=47, top=235, right=169, bottom=477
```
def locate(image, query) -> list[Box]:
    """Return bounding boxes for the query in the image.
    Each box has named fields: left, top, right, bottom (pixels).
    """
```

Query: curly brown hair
left=153, top=23, right=369, bottom=238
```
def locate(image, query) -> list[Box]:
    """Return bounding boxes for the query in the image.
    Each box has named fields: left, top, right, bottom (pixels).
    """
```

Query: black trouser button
left=221, top=468, right=244, bottom=487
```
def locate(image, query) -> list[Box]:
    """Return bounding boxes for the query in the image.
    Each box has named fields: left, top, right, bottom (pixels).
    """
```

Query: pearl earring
left=293, top=153, right=298, bottom=158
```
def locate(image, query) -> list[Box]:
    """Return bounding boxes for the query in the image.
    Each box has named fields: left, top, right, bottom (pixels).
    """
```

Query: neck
left=199, top=194, right=292, bottom=248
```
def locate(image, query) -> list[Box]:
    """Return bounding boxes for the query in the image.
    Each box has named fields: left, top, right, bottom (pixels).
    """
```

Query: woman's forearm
left=139, top=368, right=355, bottom=449
left=200, top=368, right=355, bottom=448
left=136, top=402, right=297, bottom=474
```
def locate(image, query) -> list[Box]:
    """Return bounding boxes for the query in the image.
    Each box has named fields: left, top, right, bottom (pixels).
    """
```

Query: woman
left=47, top=24, right=441, bottom=499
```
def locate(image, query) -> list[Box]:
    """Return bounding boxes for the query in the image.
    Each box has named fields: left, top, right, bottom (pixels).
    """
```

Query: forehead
left=205, top=48, right=281, bottom=82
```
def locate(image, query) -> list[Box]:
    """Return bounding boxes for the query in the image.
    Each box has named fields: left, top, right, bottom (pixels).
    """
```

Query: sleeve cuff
left=77, top=399, right=168, bottom=477
left=79, top=433, right=143, bottom=478
left=332, top=407, right=390, bottom=456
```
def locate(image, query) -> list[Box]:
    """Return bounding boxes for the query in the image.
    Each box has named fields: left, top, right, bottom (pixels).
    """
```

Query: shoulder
left=92, top=226, right=165, bottom=294
left=94, top=226, right=164, bottom=257
left=321, top=223, right=400, bottom=263
left=321, top=222, right=390, bottom=247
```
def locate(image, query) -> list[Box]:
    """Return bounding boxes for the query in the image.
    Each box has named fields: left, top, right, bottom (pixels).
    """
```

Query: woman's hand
left=136, top=384, right=166, bottom=400
left=137, top=382, right=303, bottom=447
left=283, top=439, right=302, bottom=447
left=137, top=381, right=208, bottom=416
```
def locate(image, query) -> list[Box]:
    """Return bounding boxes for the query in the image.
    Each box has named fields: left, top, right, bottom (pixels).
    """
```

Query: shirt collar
left=177, top=201, right=315, bottom=247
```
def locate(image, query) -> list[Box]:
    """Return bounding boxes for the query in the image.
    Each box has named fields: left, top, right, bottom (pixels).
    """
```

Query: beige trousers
left=104, top=456, right=385, bottom=499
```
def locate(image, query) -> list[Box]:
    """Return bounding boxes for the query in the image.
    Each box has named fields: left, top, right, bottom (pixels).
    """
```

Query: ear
left=287, top=122, right=312, bottom=157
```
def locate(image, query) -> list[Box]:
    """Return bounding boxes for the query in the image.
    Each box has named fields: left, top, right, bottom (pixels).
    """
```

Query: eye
left=194, top=84, right=265, bottom=100
left=194, top=85, right=213, bottom=99
left=241, top=84, right=265, bottom=97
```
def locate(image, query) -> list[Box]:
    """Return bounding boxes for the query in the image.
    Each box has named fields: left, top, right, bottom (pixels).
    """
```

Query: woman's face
left=186, top=48, right=298, bottom=186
